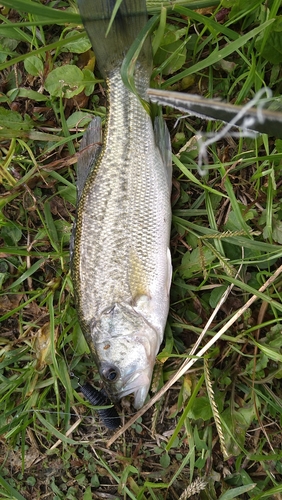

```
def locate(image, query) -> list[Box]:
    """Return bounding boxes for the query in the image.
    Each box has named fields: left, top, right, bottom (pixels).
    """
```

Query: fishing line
left=196, top=87, right=273, bottom=175
left=161, top=87, right=274, bottom=177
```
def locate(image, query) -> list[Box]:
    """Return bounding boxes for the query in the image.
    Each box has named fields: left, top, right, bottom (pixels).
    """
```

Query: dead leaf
left=0, top=294, right=23, bottom=313
left=34, top=323, right=58, bottom=370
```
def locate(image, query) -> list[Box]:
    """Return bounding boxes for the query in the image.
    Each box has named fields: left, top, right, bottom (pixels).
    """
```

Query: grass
left=1, top=0, right=282, bottom=498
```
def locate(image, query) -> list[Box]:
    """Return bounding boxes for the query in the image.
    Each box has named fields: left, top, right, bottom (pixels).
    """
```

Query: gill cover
left=91, top=302, right=160, bottom=409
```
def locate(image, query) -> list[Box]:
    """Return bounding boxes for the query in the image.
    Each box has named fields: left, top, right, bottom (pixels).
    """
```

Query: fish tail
left=78, top=0, right=151, bottom=76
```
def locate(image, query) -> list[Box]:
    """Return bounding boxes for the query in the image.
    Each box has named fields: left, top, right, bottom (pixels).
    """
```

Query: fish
left=71, top=0, right=172, bottom=410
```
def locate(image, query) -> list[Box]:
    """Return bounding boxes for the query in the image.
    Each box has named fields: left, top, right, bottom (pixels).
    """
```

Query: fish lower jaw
left=109, top=370, right=151, bottom=410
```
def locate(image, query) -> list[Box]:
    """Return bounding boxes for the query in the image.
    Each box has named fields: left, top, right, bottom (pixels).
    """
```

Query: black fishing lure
left=79, top=382, right=121, bottom=430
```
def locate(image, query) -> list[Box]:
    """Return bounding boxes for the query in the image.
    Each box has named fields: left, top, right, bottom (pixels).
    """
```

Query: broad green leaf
left=0, top=32, right=83, bottom=71
left=254, top=341, right=282, bottom=363
left=209, top=285, right=228, bottom=308
left=0, top=39, right=18, bottom=62
left=221, top=0, right=263, bottom=19
left=0, top=108, right=33, bottom=130
left=83, top=486, right=92, bottom=500
left=221, top=404, right=256, bottom=456
left=275, top=138, right=282, bottom=152
left=153, top=23, right=188, bottom=75
left=24, top=55, right=43, bottom=76
left=0, top=225, right=22, bottom=246
left=0, top=28, right=28, bottom=43
left=180, top=246, right=215, bottom=278
left=245, top=351, right=268, bottom=377
left=61, top=30, right=92, bottom=54
left=193, top=425, right=209, bottom=450
left=258, top=16, right=282, bottom=64
left=35, top=220, right=71, bottom=247
left=154, top=39, right=187, bottom=75
left=224, top=209, right=252, bottom=232
left=82, top=68, right=98, bottom=96
left=0, top=46, right=10, bottom=63
left=57, top=185, right=76, bottom=206
left=160, top=453, right=171, bottom=468
left=45, top=65, right=84, bottom=98
left=7, top=88, right=48, bottom=101
left=66, top=111, right=93, bottom=129
left=187, top=396, right=213, bottom=421
left=272, top=218, right=282, bottom=244
left=72, top=322, right=90, bottom=355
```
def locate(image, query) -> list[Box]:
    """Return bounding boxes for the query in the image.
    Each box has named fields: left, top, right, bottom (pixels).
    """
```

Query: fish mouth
left=106, top=368, right=151, bottom=410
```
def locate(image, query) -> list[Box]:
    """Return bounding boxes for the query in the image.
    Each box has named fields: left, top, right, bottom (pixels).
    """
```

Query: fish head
left=91, top=302, right=161, bottom=409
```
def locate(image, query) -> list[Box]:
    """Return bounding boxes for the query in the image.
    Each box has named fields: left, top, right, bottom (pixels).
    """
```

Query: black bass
left=72, top=0, right=172, bottom=409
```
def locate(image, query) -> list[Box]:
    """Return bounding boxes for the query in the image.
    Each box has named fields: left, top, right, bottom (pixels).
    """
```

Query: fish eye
left=102, top=366, right=119, bottom=382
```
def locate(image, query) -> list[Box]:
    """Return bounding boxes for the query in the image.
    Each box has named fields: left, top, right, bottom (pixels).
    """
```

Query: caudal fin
left=78, top=0, right=151, bottom=76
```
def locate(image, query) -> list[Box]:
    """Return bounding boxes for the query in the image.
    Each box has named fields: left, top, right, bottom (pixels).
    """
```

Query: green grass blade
left=0, top=0, right=80, bottom=22
left=105, top=0, right=123, bottom=37
left=0, top=475, right=27, bottom=500
left=162, top=19, right=274, bottom=87
left=166, top=374, right=205, bottom=451
left=146, top=0, right=220, bottom=13
left=152, top=6, right=167, bottom=55
left=0, top=32, right=82, bottom=71
left=6, top=258, right=45, bottom=290
left=36, top=412, right=79, bottom=446
left=121, top=14, right=159, bottom=113
left=218, top=484, right=257, bottom=500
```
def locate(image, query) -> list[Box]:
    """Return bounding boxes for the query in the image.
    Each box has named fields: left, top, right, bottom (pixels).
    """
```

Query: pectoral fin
left=128, top=247, right=150, bottom=300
